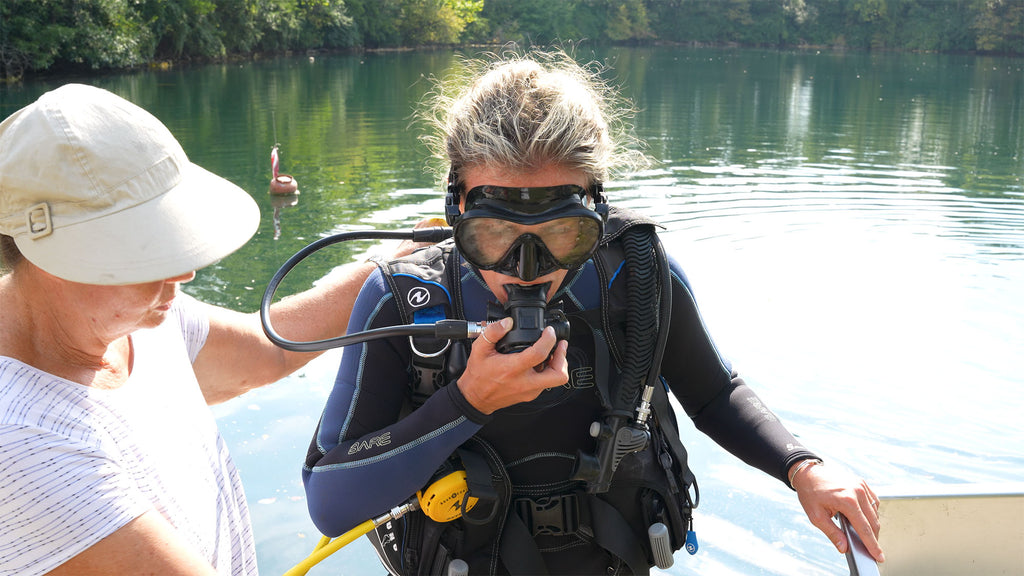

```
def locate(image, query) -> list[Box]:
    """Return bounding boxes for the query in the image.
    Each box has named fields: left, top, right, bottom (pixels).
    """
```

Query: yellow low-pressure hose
left=283, top=470, right=475, bottom=576
left=282, top=520, right=375, bottom=576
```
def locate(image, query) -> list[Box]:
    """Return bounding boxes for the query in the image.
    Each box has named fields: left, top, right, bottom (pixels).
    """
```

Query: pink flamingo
left=269, top=144, right=298, bottom=195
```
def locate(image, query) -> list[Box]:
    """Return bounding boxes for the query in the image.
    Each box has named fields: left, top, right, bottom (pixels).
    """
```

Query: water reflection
left=271, top=193, right=300, bottom=240
left=635, top=159, right=1024, bottom=263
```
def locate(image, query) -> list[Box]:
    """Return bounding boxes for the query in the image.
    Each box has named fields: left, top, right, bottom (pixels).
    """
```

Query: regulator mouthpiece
left=486, top=283, right=570, bottom=354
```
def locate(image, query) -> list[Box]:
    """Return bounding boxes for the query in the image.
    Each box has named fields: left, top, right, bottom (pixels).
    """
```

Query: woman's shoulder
left=0, top=357, right=122, bottom=434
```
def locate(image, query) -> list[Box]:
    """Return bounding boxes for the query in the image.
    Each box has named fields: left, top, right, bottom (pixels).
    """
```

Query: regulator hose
left=260, top=227, right=453, bottom=352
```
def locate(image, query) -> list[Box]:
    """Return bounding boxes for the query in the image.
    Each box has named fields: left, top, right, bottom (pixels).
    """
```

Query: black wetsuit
left=303, top=210, right=818, bottom=573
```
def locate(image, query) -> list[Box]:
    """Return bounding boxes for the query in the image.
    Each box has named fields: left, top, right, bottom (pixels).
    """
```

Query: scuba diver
left=301, top=50, right=884, bottom=575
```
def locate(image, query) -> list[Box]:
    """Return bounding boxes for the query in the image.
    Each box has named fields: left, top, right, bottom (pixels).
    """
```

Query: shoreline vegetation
left=2, top=0, right=1022, bottom=83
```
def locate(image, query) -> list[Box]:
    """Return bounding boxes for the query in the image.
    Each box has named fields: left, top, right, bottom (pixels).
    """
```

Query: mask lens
left=456, top=216, right=600, bottom=270
left=457, top=218, right=522, bottom=267
left=535, top=217, right=601, bottom=264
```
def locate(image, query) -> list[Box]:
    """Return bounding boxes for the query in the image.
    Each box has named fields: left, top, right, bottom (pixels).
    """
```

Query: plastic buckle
left=25, top=203, right=53, bottom=239
left=514, top=494, right=579, bottom=537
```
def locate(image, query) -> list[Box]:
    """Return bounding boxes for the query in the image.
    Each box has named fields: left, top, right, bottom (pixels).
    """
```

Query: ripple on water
left=614, top=158, right=1024, bottom=502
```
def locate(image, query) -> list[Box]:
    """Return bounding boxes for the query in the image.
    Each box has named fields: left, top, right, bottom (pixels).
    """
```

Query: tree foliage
left=1, top=0, right=1020, bottom=81
left=972, top=0, right=1024, bottom=53
left=1, top=0, right=154, bottom=79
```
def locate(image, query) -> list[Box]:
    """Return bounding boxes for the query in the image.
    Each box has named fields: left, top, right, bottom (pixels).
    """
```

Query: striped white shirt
left=0, top=294, right=257, bottom=576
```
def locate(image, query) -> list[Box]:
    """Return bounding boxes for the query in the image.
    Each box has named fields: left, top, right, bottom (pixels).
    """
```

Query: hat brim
left=17, top=162, right=260, bottom=285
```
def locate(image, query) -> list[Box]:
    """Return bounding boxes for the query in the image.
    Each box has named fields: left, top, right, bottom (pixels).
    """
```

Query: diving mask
left=451, top=184, right=606, bottom=281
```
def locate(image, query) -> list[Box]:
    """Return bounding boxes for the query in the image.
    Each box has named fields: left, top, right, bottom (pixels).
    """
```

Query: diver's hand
left=792, top=461, right=885, bottom=563
left=456, top=317, right=569, bottom=414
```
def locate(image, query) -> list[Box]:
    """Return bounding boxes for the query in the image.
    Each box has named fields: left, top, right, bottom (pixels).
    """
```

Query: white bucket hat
left=0, top=83, right=260, bottom=285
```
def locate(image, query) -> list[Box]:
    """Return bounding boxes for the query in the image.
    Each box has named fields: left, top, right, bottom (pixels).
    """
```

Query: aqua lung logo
left=407, top=287, right=431, bottom=308
left=567, top=347, right=594, bottom=389
left=348, top=431, right=391, bottom=455
left=569, top=366, right=594, bottom=389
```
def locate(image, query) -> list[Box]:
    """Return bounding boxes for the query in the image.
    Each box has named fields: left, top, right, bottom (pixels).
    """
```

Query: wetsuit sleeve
left=302, top=268, right=485, bottom=536
left=660, top=256, right=819, bottom=485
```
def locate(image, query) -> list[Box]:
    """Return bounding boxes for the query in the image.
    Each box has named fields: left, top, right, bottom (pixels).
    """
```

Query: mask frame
left=445, top=169, right=609, bottom=281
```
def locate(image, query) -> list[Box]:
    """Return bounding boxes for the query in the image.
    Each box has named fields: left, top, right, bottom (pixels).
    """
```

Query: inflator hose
left=616, top=225, right=669, bottom=411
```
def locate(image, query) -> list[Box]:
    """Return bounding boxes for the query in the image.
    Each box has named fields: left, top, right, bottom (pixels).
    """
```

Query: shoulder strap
left=378, top=241, right=459, bottom=325
left=574, top=207, right=693, bottom=497
left=591, top=206, right=661, bottom=369
left=378, top=242, right=464, bottom=407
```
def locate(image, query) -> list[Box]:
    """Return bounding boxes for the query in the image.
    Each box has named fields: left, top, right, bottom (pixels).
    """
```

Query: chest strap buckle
left=513, top=493, right=580, bottom=537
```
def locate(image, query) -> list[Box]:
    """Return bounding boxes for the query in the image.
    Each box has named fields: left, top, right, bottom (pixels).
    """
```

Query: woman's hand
left=456, top=317, right=569, bottom=414
left=791, top=460, right=886, bottom=564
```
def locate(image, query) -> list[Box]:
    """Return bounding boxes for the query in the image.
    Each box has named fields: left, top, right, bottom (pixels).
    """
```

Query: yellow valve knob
left=417, top=470, right=478, bottom=523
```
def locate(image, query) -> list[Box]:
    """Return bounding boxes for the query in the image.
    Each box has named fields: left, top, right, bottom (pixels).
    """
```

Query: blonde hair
left=421, top=48, right=649, bottom=190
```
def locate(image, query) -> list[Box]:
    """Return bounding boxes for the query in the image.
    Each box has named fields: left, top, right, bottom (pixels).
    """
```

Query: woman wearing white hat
left=0, top=84, right=380, bottom=575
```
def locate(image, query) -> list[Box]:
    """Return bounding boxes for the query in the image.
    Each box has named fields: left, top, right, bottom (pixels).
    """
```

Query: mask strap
left=592, top=183, right=609, bottom=221
left=449, top=171, right=609, bottom=225
left=445, top=167, right=462, bottom=225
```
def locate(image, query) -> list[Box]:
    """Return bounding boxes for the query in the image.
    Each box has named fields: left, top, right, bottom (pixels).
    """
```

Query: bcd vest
left=369, top=207, right=699, bottom=576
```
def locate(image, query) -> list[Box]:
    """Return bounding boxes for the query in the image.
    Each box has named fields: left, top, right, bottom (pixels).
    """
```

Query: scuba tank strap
left=376, top=241, right=462, bottom=326
left=408, top=305, right=450, bottom=406
left=499, top=490, right=651, bottom=576
left=593, top=206, right=664, bottom=367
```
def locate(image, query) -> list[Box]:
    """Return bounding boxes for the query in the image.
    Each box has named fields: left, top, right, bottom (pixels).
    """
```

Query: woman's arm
left=48, top=510, right=218, bottom=576
left=661, top=257, right=883, bottom=561
left=660, top=258, right=816, bottom=481
left=193, top=224, right=439, bottom=405
left=192, top=261, right=377, bottom=405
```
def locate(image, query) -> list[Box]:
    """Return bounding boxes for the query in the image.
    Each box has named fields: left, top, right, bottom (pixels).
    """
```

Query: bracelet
left=788, top=458, right=823, bottom=489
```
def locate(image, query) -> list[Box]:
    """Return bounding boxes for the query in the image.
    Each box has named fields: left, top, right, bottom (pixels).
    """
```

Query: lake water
left=3, top=47, right=1022, bottom=575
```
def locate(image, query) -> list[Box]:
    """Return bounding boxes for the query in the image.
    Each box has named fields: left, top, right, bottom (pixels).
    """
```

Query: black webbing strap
left=588, top=495, right=650, bottom=576
left=649, top=384, right=698, bottom=506
left=457, top=447, right=500, bottom=525
left=500, top=512, right=549, bottom=575
left=499, top=491, right=650, bottom=576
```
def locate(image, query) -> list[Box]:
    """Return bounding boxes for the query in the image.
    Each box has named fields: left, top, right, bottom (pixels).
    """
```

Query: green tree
left=140, top=0, right=224, bottom=60
left=215, top=0, right=261, bottom=54
left=894, top=0, right=972, bottom=52
left=1, top=0, right=153, bottom=79
left=851, top=0, right=894, bottom=48
left=398, top=0, right=483, bottom=45
left=645, top=0, right=687, bottom=42
left=972, top=0, right=1024, bottom=53
left=345, top=0, right=403, bottom=46
left=251, top=0, right=303, bottom=52
left=298, top=0, right=356, bottom=48
left=604, top=0, right=653, bottom=42
left=475, top=0, right=582, bottom=45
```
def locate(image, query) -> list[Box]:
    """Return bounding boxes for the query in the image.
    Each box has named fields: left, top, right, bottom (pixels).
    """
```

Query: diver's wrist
left=788, top=458, right=823, bottom=490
